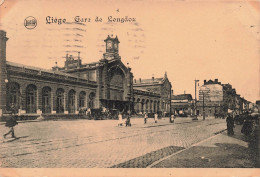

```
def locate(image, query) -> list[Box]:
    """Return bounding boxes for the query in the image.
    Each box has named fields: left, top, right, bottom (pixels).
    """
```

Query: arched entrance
left=56, top=88, right=64, bottom=113
left=89, top=92, right=95, bottom=108
left=106, top=66, right=128, bottom=112
left=7, top=82, right=20, bottom=113
left=68, top=89, right=76, bottom=113
left=42, top=86, right=51, bottom=113
left=26, top=84, right=37, bottom=113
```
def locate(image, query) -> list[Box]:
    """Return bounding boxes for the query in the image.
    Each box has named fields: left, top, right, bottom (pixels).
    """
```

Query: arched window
left=56, top=88, right=64, bottom=113
left=136, top=98, right=140, bottom=113
left=42, top=87, right=51, bottom=113
left=68, top=90, right=76, bottom=113
left=7, top=82, right=20, bottom=113
left=26, top=84, right=37, bottom=113
left=88, top=92, right=95, bottom=108
left=79, top=91, right=86, bottom=108
left=145, top=100, right=149, bottom=113
left=141, top=99, right=145, bottom=113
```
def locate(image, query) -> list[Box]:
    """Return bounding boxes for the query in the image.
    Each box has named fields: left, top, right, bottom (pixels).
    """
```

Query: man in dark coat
left=241, top=114, right=254, bottom=136
left=3, top=104, right=18, bottom=139
left=226, top=113, right=235, bottom=135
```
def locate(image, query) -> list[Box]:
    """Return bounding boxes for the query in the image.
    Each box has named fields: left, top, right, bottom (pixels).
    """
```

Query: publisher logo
left=24, top=16, right=37, bottom=29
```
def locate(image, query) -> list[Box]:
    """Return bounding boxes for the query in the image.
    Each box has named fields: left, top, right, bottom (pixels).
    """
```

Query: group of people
left=117, top=112, right=176, bottom=127
left=226, top=111, right=258, bottom=136
left=118, top=113, right=131, bottom=127
left=144, top=113, right=175, bottom=124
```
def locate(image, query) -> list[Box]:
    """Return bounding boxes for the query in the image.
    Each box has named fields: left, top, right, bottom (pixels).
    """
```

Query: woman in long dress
left=154, top=113, right=158, bottom=123
left=118, top=113, right=123, bottom=126
left=226, top=113, right=235, bottom=135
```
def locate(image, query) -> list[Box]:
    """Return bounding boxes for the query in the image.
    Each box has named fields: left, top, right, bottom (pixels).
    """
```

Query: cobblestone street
left=0, top=117, right=226, bottom=168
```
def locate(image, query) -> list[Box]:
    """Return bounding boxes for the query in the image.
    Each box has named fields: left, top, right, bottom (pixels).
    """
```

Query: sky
left=0, top=0, right=259, bottom=102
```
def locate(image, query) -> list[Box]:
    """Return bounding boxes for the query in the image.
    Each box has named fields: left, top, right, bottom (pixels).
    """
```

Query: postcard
left=0, top=0, right=259, bottom=176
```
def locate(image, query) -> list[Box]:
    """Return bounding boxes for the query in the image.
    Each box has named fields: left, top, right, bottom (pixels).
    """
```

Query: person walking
left=125, top=115, right=131, bottom=127
left=154, top=113, right=158, bottom=123
left=226, top=113, right=235, bottom=135
left=4, top=104, right=18, bottom=139
left=118, top=113, right=123, bottom=126
left=144, top=112, right=148, bottom=124
left=170, top=114, right=175, bottom=123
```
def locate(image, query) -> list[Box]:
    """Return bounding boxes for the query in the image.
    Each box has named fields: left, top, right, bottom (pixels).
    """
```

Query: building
left=0, top=30, right=171, bottom=117
left=171, top=94, right=194, bottom=116
left=133, top=74, right=172, bottom=115
left=197, top=79, right=249, bottom=117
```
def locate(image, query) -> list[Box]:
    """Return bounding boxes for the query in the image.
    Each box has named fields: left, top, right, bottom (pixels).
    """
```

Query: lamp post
left=170, top=86, right=173, bottom=123
left=193, top=79, right=199, bottom=120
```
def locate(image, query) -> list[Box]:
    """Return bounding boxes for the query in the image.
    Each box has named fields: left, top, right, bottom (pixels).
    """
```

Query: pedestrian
left=125, top=115, right=131, bottom=127
left=3, top=104, right=18, bottom=139
left=241, top=114, right=253, bottom=136
left=226, top=113, right=235, bottom=135
left=87, top=108, right=91, bottom=119
left=118, top=113, right=123, bottom=126
left=144, top=112, right=148, bottom=124
left=154, top=113, right=158, bottom=123
left=170, top=114, right=175, bottom=123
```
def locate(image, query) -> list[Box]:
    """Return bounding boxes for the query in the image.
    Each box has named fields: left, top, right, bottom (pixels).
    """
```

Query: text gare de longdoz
left=46, top=16, right=136, bottom=24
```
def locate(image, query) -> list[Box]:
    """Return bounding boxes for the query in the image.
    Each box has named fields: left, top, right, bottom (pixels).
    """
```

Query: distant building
left=171, top=94, right=194, bottom=116
left=197, top=79, right=249, bottom=117
left=133, top=73, right=172, bottom=115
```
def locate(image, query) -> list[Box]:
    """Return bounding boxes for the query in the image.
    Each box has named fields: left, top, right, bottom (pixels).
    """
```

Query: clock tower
left=103, top=35, right=121, bottom=60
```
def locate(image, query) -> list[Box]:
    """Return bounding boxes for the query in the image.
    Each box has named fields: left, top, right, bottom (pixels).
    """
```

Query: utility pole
left=203, top=92, right=205, bottom=120
left=169, top=86, right=173, bottom=123
left=193, top=79, right=199, bottom=120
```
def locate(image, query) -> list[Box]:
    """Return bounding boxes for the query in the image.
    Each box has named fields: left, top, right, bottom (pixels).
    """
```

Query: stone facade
left=0, top=31, right=172, bottom=117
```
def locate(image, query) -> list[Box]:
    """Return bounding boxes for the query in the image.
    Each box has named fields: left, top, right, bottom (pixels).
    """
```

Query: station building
left=0, top=30, right=172, bottom=117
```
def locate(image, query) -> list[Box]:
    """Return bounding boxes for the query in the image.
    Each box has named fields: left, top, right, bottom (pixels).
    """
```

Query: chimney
left=215, top=79, right=218, bottom=83
left=204, top=80, right=206, bottom=84
left=184, top=90, right=186, bottom=94
left=171, top=90, right=174, bottom=95
left=134, top=79, right=136, bottom=83
left=139, top=78, right=141, bottom=83
left=78, top=52, right=80, bottom=60
left=0, top=30, right=8, bottom=116
left=152, top=74, right=154, bottom=81
left=66, top=53, right=69, bottom=60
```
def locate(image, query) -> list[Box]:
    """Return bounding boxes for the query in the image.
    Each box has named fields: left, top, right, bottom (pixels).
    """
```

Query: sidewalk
left=152, top=122, right=260, bottom=168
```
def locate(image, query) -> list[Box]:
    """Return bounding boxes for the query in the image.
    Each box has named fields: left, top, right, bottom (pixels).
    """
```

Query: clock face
left=107, top=41, right=112, bottom=49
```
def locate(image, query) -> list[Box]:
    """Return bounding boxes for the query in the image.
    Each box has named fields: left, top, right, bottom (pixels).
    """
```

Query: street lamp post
left=193, top=79, right=199, bottom=120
